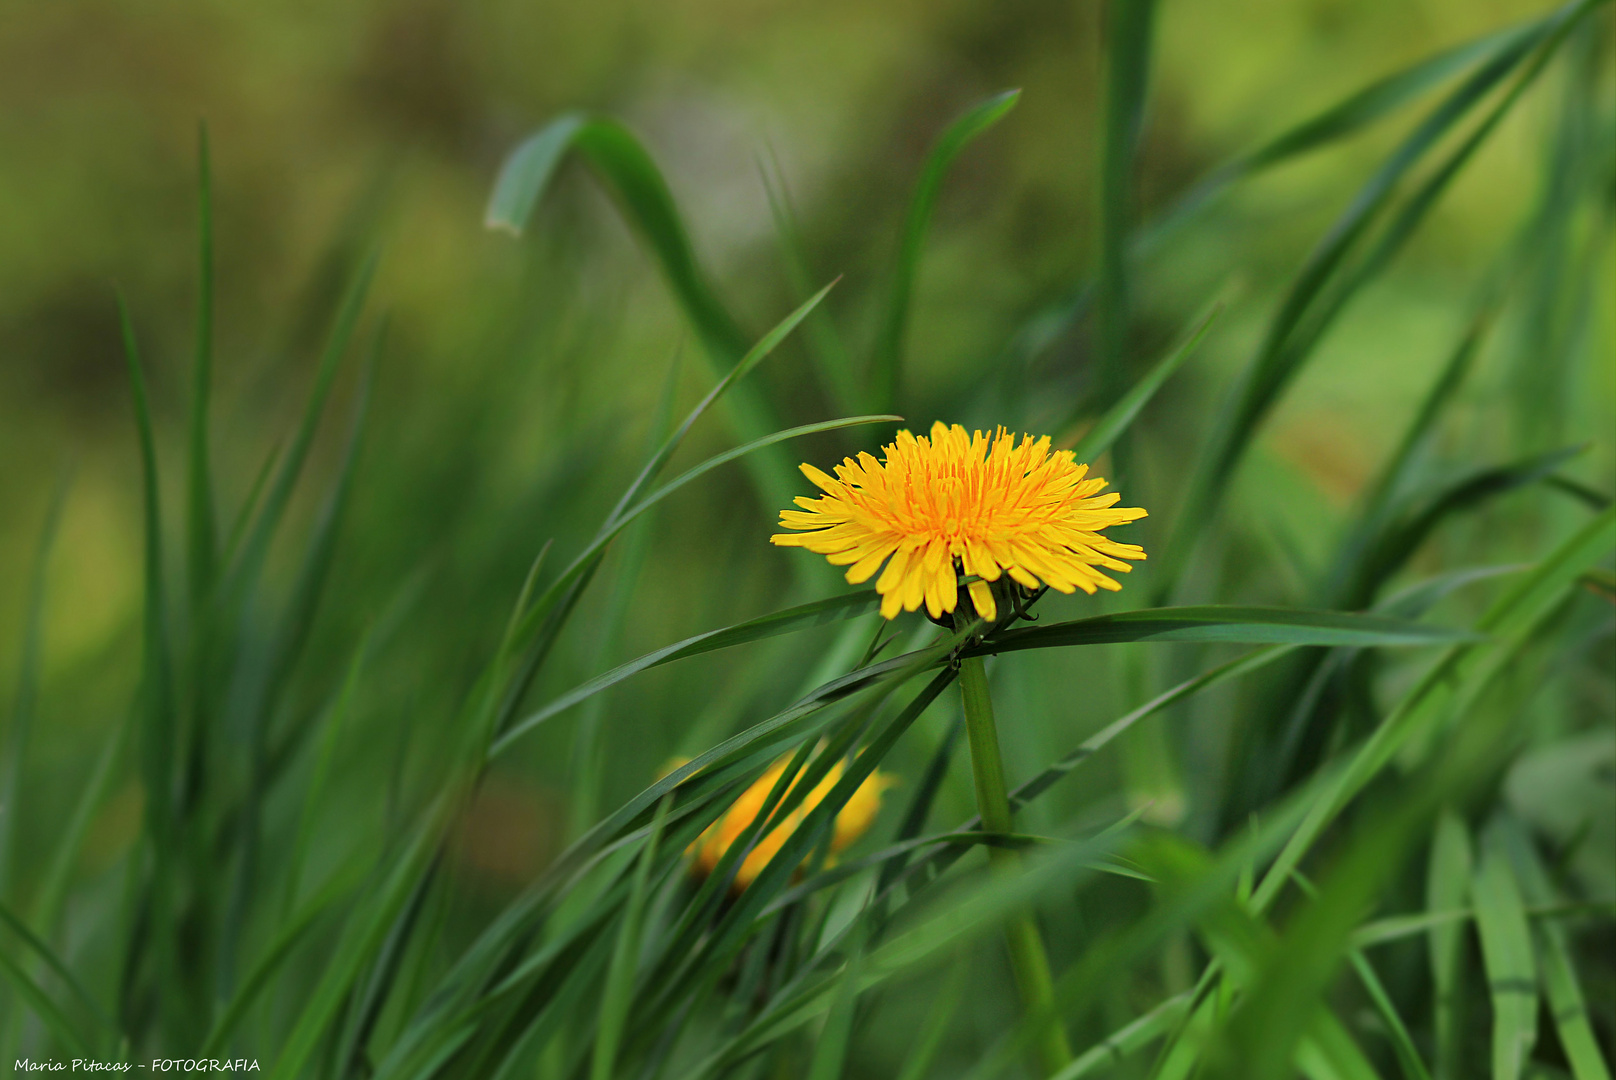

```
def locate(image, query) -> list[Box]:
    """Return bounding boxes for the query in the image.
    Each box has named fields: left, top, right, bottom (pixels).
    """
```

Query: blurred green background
left=0, top=2, right=1611, bottom=1062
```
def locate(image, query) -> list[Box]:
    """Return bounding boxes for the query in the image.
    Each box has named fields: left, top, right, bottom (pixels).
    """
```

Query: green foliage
left=0, top=2, right=1611, bottom=1079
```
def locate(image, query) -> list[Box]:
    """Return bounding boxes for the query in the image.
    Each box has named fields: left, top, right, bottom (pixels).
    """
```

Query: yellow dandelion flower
left=679, top=751, right=893, bottom=892
left=771, top=421, right=1147, bottom=621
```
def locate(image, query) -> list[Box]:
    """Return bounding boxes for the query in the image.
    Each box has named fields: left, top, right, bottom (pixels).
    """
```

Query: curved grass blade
left=869, top=89, right=1020, bottom=411
left=487, top=114, right=743, bottom=361
left=225, top=248, right=379, bottom=594
left=0, top=946, right=92, bottom=1056
left=188, top=121, right=217, bottom=607
left=199, top=858, right=371, bottom=1057
left=0, top=471, right=69, bottom=900
left=1473, top=821, right=1538, bottom=1080
left=268, top=801, right=445, bottom=1080
left=117, top=294, right=181, bottom=1031
left=760, top=148, right=857, bottom=414
left=1338, top=444, right=1588, bottom=609
left=969, top=605, right=1477, bottom=655
left=0, top=899, right=113, bottom=1041
left=1253, top=505, right=1616, bottom=914
left=1066, top=301, right=1220, bottom=463
left=1427, top=810, right=1472, bottom=1080
left=486, top=113, right=805, bottom=507
left=1095, top=0, right=1155, bottom=403
left=894, top=953, right=969, bottom=1080
left=1141, top=12, right=1553, bottom=250
left=501, top=590, right=878, bottom=751
left=1156, top=0, right=1595, bottom=599
left=1502, top=819, right=1613, bottom=1080
left=503, top=280, right=844, bottom=659
left=590, top=797, right=669, bottom=1080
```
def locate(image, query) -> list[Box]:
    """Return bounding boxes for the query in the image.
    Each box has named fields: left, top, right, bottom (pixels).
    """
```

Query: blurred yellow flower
left=771, top=422, right=1147, bottom=621
left=681, top=750, right=893, bottom=891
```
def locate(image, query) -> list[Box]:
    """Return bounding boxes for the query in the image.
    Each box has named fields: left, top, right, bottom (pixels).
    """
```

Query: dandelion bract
left=772, top=421, right=1148, bottom=620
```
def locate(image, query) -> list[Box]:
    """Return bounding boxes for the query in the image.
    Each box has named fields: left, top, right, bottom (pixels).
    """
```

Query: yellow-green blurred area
left=0, top=0, right=1611, bottom=895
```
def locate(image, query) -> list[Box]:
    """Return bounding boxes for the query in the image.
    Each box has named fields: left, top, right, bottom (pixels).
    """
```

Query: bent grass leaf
left=485, top=112, right=805, bottom=507
left=970, top=605, right=1477, bottom=655
left=500, top=590, right=878, bottom=750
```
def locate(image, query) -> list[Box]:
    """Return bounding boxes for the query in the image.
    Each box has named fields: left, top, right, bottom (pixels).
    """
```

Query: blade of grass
left=759, top=148, right=857, bottom=415
left=502, top=590, right=878, bottom=751
left=268, top=799, right=445, bottom=1080
left=199, top=856, right=373, bottom=1057
left=0, top=946, right=92, bottom=1056
left=1054, top=992, right=1192, bottom=1080
left=1473, top=820, right=1538, bottom=1080
left=591, top=797, right=669, bottom=1080
left=187, top=121, right=217, bottom=608
left=496, top=280, right=844, bottom=671
left=225, top=248, right=379, bottom=595
left=1156, top=0, right=1595, bottom=599
left=1095, top=0, right=1155, bottom=405
left=1066, top=301, right=1221, bottom=463
left=1338, top=444, right=1589, bottom=609
left=486, top=113, right=800, bottom=509
left=1428, top=810, right=1473, bottom=1080
left=1139, top=11, right=1554, bottom=251
left=0, top=899, right=113, bottom=1040
left=571, top=352, right=682, bottom=835
left=117, top=294, right=182, bottom=1040
left=0, top=470, right=69, bottom=901
left=805, top=919, right=868, bottom=1080
left=218, top=329, right=379, bottom=1001
left=1496, top=816, right=1613, bottom=1080
left=893, top=952, right=968, bottom=1080
left=869, top=89, right=1021, bottom=412
left=1253, top=505, right=1616, bottom=915
left=968, top=605, right=1478, bottom=654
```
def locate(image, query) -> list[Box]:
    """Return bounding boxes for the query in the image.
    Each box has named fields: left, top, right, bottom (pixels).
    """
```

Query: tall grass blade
left=502, top=591, right=878, bottom=750
left=1095, top=0, right=1155, bottom=404
left=970, top=605, right=1477, bottom=654
left=1141, top=12, right=1553, bottom=250
left=187, top=121, right=218, bottom=607
left=0, top=946, right=92, bottom=1056
left=1067, top=301, right=1220, bottom=463
left=893, top=953, right=968, bottom=1080
left=869, top=89, right=1020, bottom=412
left=0, top=471, right=68, bottom=901
left=591, top=797, right=668, bottom=1080
left=1427, top=810, right=1472, bottom=1080
left=1156, top=0, right=1594, bottom=598
left=1472, top=821, right=1538, bottom=1080
left=485, top=113, right=803, bottom=507
left=117, top=294, right=182, bottom=1038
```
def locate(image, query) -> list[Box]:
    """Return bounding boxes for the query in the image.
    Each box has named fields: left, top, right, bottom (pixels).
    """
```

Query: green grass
left=0, top=2, right=1612, bottom=1078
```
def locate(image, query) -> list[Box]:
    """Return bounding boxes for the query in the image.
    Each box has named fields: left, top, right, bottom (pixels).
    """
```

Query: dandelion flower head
left=772, top=422, right=1147, bottom=621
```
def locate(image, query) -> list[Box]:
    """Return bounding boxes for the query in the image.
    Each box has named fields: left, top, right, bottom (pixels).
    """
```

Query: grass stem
left=957, top=652, right=1071, bottom=1075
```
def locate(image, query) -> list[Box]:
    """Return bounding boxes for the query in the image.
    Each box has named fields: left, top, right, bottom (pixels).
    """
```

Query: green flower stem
left=957, top=653, right=1072, bottom=1075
